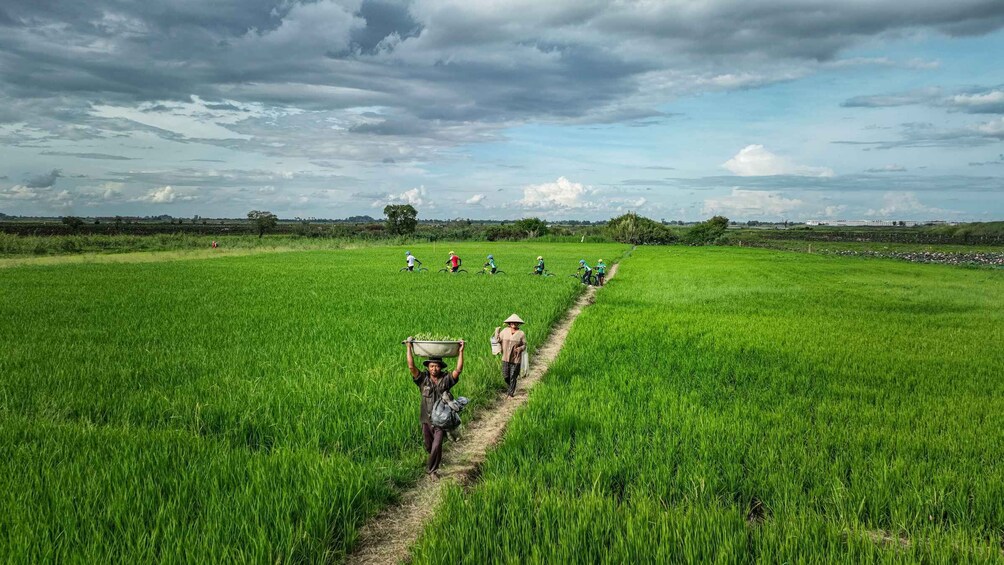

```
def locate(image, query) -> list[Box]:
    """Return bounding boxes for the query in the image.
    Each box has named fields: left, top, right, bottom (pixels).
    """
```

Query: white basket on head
left=410, top=340, right=462, bottom=358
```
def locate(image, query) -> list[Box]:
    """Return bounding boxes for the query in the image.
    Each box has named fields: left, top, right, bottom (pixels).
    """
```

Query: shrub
left=605, top=213, right=676, bottom=244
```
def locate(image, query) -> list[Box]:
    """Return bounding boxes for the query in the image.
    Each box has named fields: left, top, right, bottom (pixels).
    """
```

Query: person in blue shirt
left=533, top=255, right=545, bottom=275
left=483, top=254, right=497, bottom=274
left=577, top=259, right=592, bottom=285
left=595, top=259, right=606, bottom=286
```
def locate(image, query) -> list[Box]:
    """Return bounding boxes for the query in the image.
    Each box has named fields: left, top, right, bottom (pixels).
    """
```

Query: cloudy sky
left=1, top=0, right=1003, bottom=221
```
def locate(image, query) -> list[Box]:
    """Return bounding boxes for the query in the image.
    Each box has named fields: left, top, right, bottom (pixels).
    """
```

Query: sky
left=1, top=1, right=1003, bottom=222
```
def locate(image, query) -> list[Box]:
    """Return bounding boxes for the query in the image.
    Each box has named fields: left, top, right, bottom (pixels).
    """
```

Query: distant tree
left=605, top=212, right=676, bottom=244
left=61, top=216, right=84, bottom=231
left=708, top=215, right=730, bottom=230
left=683, top=215, right=731, bottom=245
left=383, top=204, right=418, bottom=235
left=247, top=210, right=278, bottom=238
left=513, top=217, right=549, bottom=238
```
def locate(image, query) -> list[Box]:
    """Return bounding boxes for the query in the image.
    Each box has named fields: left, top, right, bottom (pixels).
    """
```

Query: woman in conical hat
left=494, top=314, right=526, bottom=398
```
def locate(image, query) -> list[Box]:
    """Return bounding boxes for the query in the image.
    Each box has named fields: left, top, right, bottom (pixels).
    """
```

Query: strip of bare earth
left=345, top=263, right=620, bottom=565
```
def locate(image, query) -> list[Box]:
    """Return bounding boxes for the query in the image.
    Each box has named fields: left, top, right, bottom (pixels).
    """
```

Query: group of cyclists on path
left=403, top=250, right=606, bottom=285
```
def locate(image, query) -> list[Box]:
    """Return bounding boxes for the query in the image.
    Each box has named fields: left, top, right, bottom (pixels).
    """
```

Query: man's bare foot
left=427, top=471, right=440, bottom=481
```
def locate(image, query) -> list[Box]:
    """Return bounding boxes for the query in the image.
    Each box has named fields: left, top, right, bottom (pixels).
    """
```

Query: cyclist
left=596, top=259, right=606, bottom=286
left=405, top=250, right=422, bottom=271
left=483, top=254, right=497, bottom=274
left=533, top=255, right=545, bottom=275
left=577, top=259, right=593, bottom=285
left=446, top=251, right=462, bottom=273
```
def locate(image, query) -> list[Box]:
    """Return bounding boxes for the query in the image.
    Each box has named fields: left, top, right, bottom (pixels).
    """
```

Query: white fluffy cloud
left=702, top=188, right=804, bottom=218
left=950, top=90, right=1004, bottom=110
left=465, top=193, right=486, bottom=205
left=0, top=185, right=44, bottom=201
left=865, top=191, right=948, bottom=217
left=820, top=205, right=848, bottom=218
left=973, top=117, right=1004, bottom=138
left=377, top=185, right=429, bottom=207
left=722, top=145, right=834, bottom=177
left=139, top=185, right=194, bottom=204
left=520, top=176, right=593, bottom=209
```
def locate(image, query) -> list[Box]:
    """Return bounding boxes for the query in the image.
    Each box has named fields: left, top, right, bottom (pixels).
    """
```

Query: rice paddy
left=0, top=242, right=625, bottom=562
left=411, top=246, right=1004, bottom=563
left=3, top=243, right=1001, bottom=563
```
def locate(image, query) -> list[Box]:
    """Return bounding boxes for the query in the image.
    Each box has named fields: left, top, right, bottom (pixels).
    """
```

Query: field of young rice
left=0, top=242, right=625, bottom=562
left=413, top=246, right=1004, bottom=563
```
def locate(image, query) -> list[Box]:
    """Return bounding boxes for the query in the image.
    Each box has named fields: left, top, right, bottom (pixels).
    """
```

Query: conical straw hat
left=503, top=313, right=525, bottom=325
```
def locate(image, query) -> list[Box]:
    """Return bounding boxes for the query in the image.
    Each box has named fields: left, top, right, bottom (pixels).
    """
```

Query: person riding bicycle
left=483, top=254, right=497, bottom=274
left=446, top=251, right=462, bottom=273
left=577, top=259, right=593, bottom=285
left=405, top=250, right=422, bottom=272
left=596, top=259, right=606, bottom=286
left=533, top=256, right=545, bottom=275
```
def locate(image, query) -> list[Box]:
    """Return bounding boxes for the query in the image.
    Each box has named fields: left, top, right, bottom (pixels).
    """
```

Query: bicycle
left=438, top=268, right=468, bottom=274
left=476, top=267, right=506, bottom=275
left=569, top=273, right=594, bottom=285
left=529, top=269, right=555, bottom=277
left=400, top=266, right=429, bottom=272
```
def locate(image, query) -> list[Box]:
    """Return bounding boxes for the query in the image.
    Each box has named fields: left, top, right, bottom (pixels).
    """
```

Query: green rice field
left=3, top=243, right=1002, bottom=563
left=412, top=247, right=1004, bottom=563
left=0, top=243, right=625, bottom=562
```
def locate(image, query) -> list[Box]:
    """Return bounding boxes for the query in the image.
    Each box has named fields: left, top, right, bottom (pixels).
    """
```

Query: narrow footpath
left=346, top=263, right=620, bottom=565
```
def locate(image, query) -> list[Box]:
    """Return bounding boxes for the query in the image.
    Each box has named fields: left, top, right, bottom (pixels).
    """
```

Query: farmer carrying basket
left=405, top=337, right=465, bottom=478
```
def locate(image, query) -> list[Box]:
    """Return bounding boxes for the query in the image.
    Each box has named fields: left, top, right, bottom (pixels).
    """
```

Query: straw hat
left=503, top=313, right=525, bottom=325
left=423, top=357, right=448, bottom=369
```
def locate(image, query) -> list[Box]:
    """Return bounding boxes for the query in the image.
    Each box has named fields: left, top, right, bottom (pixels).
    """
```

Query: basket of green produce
left=403, top=336, right=463, bottom=358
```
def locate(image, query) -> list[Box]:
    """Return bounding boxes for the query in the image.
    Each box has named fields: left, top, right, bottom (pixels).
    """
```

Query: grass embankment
left=0, top=242, right=626, bottom=562
left=0, top=232, right=362, bottom=257
left=413, top=247, right=1004, bottom=563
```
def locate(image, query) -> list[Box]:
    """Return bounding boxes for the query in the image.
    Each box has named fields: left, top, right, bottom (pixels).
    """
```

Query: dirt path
left=346, top=263, right=620, bottom=565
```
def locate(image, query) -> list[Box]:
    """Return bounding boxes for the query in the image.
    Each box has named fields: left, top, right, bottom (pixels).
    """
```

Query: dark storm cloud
left=3, top=0, right=1004, bottom=164
left=203, top=102, right=246, bottom=112
left=24, top=169, right=62, bottom=188
left=0, top=7, right=18, bottom=26
left=351, top=0, right=422, bottom=53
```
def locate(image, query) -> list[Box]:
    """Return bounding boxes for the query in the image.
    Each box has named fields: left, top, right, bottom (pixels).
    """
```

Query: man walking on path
left=405, top=338, right=465, bottom=477
left=494, top=314, right=526, bottom=398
